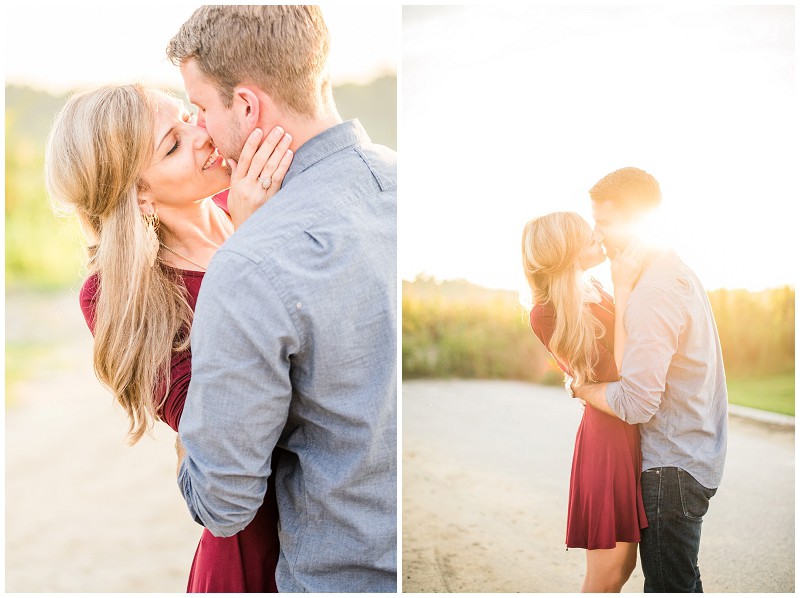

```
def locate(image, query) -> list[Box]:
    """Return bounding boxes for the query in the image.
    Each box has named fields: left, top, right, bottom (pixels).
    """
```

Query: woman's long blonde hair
left=45, top=84, right=193, bottom=444
left=521, top=212, right=604, bottom=385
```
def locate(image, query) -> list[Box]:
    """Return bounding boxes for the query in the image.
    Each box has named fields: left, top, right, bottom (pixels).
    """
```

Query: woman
left=44, top=83, right=292, bottom=592
left=521, top=211, right=647, bottom=593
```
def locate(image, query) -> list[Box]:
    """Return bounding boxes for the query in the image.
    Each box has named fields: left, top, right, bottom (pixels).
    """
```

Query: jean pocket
left=677, top=468, right=716, bottom=521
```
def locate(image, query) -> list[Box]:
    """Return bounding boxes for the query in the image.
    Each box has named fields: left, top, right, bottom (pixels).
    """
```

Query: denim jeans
left=639, top=467, right=717, bottom=592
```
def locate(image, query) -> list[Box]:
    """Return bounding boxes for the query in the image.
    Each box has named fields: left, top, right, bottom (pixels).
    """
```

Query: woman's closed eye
left=166, top=136, right=181, bottom=157
left=165, top=113, right=193, bottom=157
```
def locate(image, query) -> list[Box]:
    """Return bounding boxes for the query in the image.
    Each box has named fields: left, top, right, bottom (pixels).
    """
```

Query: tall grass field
left=403, top=277, right=795, bottom=416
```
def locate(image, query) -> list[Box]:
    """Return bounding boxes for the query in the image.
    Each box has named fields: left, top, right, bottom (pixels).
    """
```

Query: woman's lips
left=203, top=149, right=226, bottom=171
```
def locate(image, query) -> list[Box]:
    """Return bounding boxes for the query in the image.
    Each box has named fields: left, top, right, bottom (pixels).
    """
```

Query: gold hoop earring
left=142, top=212, right=160, bottom=267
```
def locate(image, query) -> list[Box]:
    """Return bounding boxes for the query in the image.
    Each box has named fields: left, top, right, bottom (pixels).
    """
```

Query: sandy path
left=402, top=379, right=794, bottom=593
left=6, top=290, right=202, bottom=592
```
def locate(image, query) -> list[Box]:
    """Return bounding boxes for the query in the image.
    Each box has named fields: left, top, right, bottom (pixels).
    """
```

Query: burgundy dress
left=79, top=193, right=280, bottom=592
left=529, top=280, right=648, bottom=550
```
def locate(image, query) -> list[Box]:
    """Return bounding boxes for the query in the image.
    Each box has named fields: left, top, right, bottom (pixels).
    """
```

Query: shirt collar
left=283, top=119, right=370, bottom=186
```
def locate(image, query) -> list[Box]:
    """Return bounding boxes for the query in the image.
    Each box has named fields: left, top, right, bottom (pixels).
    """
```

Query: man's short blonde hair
left=166, top=5, right=330, bottom=117
left=589, top=167, right=662, bottom=214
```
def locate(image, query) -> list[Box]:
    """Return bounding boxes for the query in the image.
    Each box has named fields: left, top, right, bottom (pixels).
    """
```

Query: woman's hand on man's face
left=611, top=239, right=647, bottom=295
left=226, top=126, right=294, bottom=229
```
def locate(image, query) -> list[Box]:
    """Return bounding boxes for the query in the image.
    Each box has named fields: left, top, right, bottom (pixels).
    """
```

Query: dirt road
left=6, top=290, right=201, bottom=592
left=403, top=379, right=794, bottom=593
left=5, top=292, right=794, bottom=592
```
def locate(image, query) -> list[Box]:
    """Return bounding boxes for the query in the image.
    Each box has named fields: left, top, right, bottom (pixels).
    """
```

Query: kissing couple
left=46, top=5, right=397, bottom=593
left=521, top=167, right=728, bottom=592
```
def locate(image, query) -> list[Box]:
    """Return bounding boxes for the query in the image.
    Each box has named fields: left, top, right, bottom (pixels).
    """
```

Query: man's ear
left=233, top=86, right=262, bottom=130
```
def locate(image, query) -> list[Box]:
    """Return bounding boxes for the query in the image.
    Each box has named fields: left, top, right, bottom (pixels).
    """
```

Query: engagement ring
left=258, top=175, right=272, bottom=190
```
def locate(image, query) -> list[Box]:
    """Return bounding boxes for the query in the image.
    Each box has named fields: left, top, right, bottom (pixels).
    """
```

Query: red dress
left=79, top=194, right=280, bottom=592
left=529, top=280, right=648, bottom=550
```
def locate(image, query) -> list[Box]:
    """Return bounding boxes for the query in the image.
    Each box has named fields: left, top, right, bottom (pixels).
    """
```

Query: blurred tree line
left=5, top=77, right=396, bottom=291
left=403, top=276, right=795, bottom=383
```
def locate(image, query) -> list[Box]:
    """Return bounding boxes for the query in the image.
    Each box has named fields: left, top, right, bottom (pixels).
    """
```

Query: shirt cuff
left=177, top=459, right=204, bottom=527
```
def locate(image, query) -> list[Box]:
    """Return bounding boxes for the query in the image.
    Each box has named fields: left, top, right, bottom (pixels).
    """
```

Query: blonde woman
left=521, top=211, right=647, bottom=592
left=45, top=83, right=292, bottom=592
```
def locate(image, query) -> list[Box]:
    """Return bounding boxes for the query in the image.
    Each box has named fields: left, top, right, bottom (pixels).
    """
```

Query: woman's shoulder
left=529, top=302, right=556, bottom=340
left=80, top=271, right=99, bottom=294
left=79, top=272, right=101, bottom=331
left=79, top=272, right=100, bottom=311
left=590, top=276, right=612, bottom=297
left=212, top=189, right=230, bottom=215
left=529, top=301, right=554, bottom=320
left=588, top=277, right=615, bottom=311
left=79, top=267, right=200, bottom=320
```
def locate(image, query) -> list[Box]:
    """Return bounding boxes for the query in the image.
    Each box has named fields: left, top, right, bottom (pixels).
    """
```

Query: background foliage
left=403, top=277, right=795, bottom=414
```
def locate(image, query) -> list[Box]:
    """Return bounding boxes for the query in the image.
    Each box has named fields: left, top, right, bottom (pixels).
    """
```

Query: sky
left=4, top=3, right=398, bottom=94
left=401, top=5, right=796, bottom=293
left=3, top=4, right=797, bottom=293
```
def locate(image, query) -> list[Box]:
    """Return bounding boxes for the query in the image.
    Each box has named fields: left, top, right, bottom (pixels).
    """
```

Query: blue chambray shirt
left=178, top=120, right=397, bottom=592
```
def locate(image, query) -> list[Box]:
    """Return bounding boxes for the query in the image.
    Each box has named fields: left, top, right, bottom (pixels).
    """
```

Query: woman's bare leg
left=582, top=542, right=638, bottom=593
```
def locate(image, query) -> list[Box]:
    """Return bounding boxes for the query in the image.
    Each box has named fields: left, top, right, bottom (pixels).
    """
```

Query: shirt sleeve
left=177, top=249, right=299, bottom=538
left=605, top=282, right=686, bottom=424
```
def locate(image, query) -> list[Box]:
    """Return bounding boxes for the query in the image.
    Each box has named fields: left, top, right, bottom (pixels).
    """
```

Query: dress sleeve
left=79, top=274, right=100, bottom=334
left=530, top=305, right=574, bottom=378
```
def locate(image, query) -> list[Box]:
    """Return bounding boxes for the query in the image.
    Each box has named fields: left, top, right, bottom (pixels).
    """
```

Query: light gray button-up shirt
left=605, top=250, right=728, bottom=489
left=178, top=120, right=397, bottom=592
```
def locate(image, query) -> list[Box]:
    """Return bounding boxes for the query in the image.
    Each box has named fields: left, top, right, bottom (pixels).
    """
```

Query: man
left=572, top=167, right=727, bottom=592
left=167, top=6, right=396, bottom=592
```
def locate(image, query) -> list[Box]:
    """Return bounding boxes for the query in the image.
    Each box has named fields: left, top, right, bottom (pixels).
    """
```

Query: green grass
left=726, top=373, right=795, bottom=416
